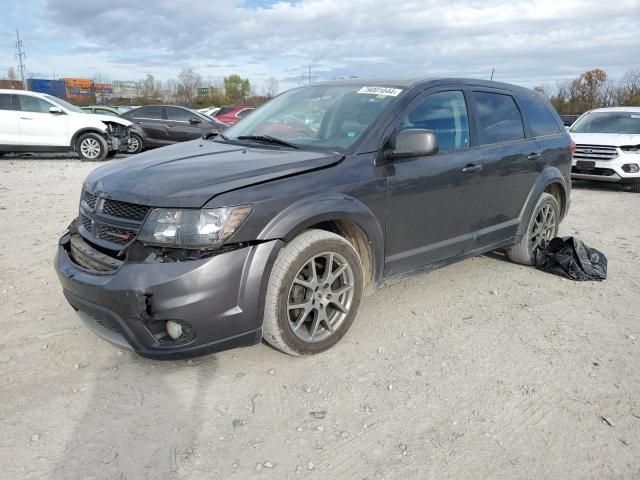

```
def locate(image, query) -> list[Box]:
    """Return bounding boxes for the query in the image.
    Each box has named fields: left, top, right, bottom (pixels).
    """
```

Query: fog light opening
left=166, top=320, right=183, bottom=340
left=622, top=163, right=639, bottom=174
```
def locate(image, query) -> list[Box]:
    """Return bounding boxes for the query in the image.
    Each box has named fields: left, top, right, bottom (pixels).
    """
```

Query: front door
left=130, top=106, right=168, bottom=145
left=165, top=107, right=202, bottom=142
left=0, top=93, right=20, bottom=146
left=384, top=89, right=487, bottom=277
left=16, top=95, right=69, bottom=147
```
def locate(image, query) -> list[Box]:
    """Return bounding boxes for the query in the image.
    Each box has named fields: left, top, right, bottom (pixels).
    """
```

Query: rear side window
left=18, top=95, right=52, bottom=113
left=472, top=92, right=525, bottom=145
left=520, top=98, right=561, bottom=137
left=400, top=90, right=470, bottom=153
left=133, top=106, right=163, bottom=119
left=166, top=107, right=193, bottom=121
left=0, top=94, right=14, bottom=110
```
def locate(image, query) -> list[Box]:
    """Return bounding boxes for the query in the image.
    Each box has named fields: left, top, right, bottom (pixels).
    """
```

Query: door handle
left=528, top=152, right=541, bottom=160
left=19, top=116, right=33, bottom=120
left=136, top=121, right=142, bottom=124
left=167, top=124, right=175, bottom=127
left=461, top=164, right=482, bottom=173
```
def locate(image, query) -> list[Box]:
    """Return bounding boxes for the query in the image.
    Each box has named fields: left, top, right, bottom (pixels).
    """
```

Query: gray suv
left=55, top=78, right=572, bottom=359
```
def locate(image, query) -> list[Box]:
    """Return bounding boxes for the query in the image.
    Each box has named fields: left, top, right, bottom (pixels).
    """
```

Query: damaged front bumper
left=54, top=232, right=283, bottom=359
left=106, top=125, right=131, bottom=153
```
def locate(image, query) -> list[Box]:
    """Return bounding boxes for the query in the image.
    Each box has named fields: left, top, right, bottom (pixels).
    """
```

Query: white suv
left=569, top=107, right=640, bottom=193
left=0, top=89, right=132, bottom=161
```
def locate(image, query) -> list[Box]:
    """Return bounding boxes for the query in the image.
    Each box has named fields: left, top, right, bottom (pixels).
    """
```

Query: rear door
left=129, top=106, right=167, bottom=145
left=165, top=107, right=202, bottom=142
left=16, top=94, right=69, bottom=146
left=0, top=93, right=20, bottom=146
left=468, top=90, right=538, bottom=247
left=384, top=88, right=488, bottom=276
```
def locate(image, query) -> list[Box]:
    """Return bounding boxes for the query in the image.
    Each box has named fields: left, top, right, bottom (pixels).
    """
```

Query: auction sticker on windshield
left=357, top=86, right=403, bottom=96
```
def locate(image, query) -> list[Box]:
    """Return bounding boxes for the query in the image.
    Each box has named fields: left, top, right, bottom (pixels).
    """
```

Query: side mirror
left=384, top=129, right=438, bottom=162
left=49, top=106, right=64, bottom=115
left=189, top=117, right=202, bottom=125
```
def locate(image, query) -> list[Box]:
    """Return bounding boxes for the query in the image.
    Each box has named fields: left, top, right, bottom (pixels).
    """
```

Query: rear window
left=520, top=98, right=561, bottom=137
left=0, top=94, right=14, bottom=110
left=472, top=92, right=525, bottom=145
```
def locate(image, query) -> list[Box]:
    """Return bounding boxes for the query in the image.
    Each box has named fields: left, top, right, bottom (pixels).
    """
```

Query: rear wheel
left=77, top=133, right=108, bottom=161
left=506, top=192, right=560, bottom=265
left=263, top=230, right=364, bottom=356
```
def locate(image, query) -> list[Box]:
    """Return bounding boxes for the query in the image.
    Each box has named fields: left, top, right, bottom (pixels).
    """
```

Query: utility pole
left=490, top=67, right=495, bottom=81
left=15, top=29, right=26, bottom=89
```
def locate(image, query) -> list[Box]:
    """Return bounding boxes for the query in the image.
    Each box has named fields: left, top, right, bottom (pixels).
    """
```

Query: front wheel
left=127, top=133, right=144, bottom=154
left=263, top=229, right=364, bottom=356
left=77, top=133, right=108, bottom=161
left=506, top=192, right=560, bottom=265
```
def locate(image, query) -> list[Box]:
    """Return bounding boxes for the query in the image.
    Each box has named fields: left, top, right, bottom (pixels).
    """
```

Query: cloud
left=15, top=0, right=640, bottom=89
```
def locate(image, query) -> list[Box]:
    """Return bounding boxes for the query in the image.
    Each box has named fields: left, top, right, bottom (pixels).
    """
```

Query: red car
left=214, top=105, right=255, bottom=125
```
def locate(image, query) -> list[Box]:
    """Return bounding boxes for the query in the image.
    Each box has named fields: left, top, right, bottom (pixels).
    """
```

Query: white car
left=0, top=89, right=132, bottom=161
left=569, top=107, right=640, bottom=193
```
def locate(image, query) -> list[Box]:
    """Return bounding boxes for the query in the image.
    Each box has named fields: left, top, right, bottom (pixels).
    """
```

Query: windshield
left=44, top=95, right=86, bottom=113
left=570, top=112, right=640, bottom=134
left=223, top=84, right=405, bottom=151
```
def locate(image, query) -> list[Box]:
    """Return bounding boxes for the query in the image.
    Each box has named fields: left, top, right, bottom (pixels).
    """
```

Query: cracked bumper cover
left=54, top=233, right=283, bottom=359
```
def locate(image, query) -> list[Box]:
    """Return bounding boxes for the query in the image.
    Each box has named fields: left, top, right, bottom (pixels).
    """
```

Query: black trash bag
left=534, top=237, right=607, bottom=281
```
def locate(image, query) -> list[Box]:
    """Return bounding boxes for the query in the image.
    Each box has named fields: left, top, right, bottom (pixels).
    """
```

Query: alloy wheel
left=80, top=138, right=101, bottom=159
left=287, top=252, right=355, bottom=343
left=128, top=136, right=140, bottom=153
left=530, top=203, right=557, bottom=253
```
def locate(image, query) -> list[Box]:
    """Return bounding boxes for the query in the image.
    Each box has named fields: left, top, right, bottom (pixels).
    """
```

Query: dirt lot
left=1, top=157, right=639, bottom=480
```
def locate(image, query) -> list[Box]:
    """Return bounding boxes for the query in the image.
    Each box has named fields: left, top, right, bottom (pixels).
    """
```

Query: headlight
left=621, top=145, right=640, bottom=154
left=138, top=205, right=251, bottom=249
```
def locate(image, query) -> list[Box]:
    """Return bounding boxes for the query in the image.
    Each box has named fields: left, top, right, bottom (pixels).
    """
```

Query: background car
left=197, top=106, right=220, bottom=117
left=0, top=89, right=131, bottom=161
left=81, top=105, right=122, bottom=117
left=560, top=114, right=579, bottom=127
left=213, top=105, right=255, bottom=125
left=121, top=105, right=225, bottom=153
left=569, top=107, right=640, bottom=192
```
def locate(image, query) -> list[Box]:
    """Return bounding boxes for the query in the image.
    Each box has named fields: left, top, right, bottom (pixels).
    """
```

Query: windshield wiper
left=236, top=135, right=299, bottom=149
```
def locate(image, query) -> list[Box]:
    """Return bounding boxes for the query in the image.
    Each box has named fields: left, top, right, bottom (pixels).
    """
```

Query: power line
left=15, top=29, right=26, bottom=88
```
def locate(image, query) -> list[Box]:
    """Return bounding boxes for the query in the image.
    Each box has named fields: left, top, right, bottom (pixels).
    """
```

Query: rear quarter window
left=472, top=92, right=525, bottom=145
left=520, top=97, right=561, bottom=137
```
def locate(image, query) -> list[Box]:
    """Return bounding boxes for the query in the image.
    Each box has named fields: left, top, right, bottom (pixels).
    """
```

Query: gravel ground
left=1, top=157, right=639, bottom=480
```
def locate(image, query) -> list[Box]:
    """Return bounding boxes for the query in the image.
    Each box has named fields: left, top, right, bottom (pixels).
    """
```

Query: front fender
left=516, top=166, right=570, bottom=237
left=257, top=194, right=385, bottom=286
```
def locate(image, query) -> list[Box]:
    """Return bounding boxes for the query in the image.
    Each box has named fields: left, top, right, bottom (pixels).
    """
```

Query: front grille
left=103, top=199, right=150, bottom=221
left=95, top=224, right=137, bottom=245
left=83, top=190, right=98, bottom=209
left=80, top=214, right=93, bottom=234
left=572, top=166, right=616, bottom=176
left=574, top=144, right=618, bottom=161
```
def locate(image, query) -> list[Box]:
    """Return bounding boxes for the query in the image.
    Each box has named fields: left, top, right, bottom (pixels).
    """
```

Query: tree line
left=536, top=68, right=640, bottom=115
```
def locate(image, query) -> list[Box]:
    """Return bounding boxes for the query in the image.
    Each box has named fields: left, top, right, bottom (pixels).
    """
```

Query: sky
left=0, top=0, right=638, bottom=94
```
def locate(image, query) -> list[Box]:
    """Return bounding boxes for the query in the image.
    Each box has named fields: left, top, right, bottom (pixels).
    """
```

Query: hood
left=569, top=132, right=640, bottom=147
left=84, top=139, right=343, bottom=207
left=87, top=113, right=132, bottom=127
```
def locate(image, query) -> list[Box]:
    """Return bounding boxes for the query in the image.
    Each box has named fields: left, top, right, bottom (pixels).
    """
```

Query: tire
left=263, top=229, right=364, bottom=356
left=506, top=192, right=560, bottom=265
left=77, top=133, right=108, bottom=161
left=630, top=184, right=640, bottom=193
left=127, top=133, right=144, bottom=154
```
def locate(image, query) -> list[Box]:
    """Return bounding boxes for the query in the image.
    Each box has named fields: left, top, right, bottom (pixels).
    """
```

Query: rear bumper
left=55, top=233, right=283, bottom=359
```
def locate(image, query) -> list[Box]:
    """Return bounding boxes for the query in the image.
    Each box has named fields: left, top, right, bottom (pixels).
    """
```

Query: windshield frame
left=44, top=95, right=86, bottom=114
left=569, top=111, right=640, bottom=135
left=219, top=83, right=409, bottom=154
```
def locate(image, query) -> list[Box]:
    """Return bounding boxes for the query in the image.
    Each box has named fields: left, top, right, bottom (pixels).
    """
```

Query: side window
left=520, top=97, right=561, bottom=137
left=0, top=94, right=15, bottom=111
left=166, top=107, right=193, bottom=121
left=18, top=95, right=53, bottom=113
left=472, top=92, right=525, bottom=145
left=400, top=90, right=470, bottom=153
left=96, top=109, right=118, bottom=117
left=133, top=106, right=163, bottom=119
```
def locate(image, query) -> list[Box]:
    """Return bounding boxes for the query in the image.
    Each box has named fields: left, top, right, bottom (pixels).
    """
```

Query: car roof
left=0, top=88, right=45, bottom=96
left=296, top=77, right=539, bottom=97
left=585, top=106, right=640, bottom=113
